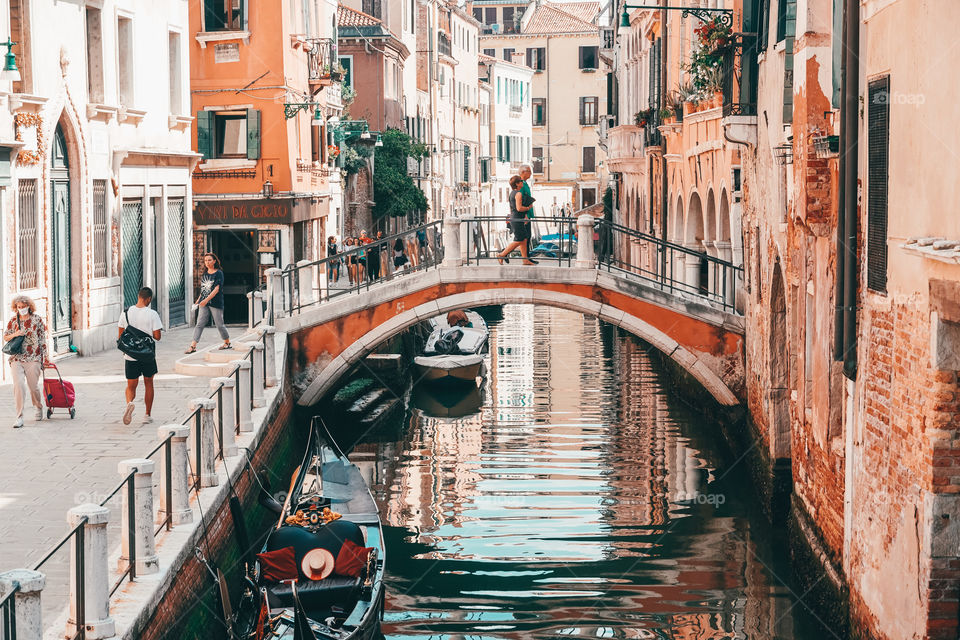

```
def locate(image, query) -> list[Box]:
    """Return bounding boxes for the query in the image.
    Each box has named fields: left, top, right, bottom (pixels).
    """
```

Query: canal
left=349, top=304, right=832, bottom=639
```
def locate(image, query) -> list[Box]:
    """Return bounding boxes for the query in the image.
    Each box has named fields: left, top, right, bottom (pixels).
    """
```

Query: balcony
left=605, top=125, right=645, bottom=170
left=438, top=32, right=452, bottom=58
left=307, top=38, right=339, bottom=89
left=721, top=33, right=759, bottom=146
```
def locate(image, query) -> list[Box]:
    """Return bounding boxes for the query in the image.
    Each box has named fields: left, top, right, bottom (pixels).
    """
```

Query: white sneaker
left=13, top=417, right=23, bottom=428
left=142, top=415, right=154, bottom=425
left=122, top=402, right=136, bottom=425
left=35, top=408, right=43, bottom=421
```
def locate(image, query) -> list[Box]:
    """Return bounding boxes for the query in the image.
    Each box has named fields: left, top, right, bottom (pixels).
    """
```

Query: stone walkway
left=0, top=324, right=244, bottom=619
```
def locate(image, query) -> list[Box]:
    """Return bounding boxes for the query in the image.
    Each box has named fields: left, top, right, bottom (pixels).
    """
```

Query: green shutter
left=246, top=108, right=261, bottom=160
left=197, top=111, right=214, bottom=159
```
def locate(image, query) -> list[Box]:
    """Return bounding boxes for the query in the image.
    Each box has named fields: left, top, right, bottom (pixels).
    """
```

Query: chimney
left=511, top=51, right=525, bottom=66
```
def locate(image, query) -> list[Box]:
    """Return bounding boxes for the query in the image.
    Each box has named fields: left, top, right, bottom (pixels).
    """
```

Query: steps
left=173, top=331, right=260, bottom=377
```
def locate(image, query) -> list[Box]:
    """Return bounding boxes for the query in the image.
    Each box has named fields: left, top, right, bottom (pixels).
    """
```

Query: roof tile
left=337, top=4, right=381, bottom=27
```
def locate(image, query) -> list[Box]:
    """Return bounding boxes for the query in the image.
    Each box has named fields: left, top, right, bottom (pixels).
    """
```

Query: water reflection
left=353, top=305, right=826, bottom=640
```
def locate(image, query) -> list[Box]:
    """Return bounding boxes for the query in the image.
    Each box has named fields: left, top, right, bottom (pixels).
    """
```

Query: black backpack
left=117, top=308, right=156, bottom=361
left=434, top=329, right=464, bottom=355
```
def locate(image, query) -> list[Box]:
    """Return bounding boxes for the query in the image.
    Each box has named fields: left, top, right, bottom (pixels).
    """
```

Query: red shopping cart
left=43, top=363, right=77, bottom=419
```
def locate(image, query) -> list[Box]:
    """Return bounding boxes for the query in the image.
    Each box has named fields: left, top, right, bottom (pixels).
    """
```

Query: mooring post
left=211, top=377, right=237, bottom=457
left=67, top=504, right=115, bottom=640
left=233, top=360, right=254, bottom=432
left=157, top=424, right=193, bottom=526
left=117, top=458, right=159, bottom=575
left=0, top=569, right=45, bottom=640
left=188, top=398, right=219, bottom=488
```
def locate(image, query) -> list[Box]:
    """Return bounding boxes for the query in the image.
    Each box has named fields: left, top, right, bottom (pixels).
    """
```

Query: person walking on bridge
left=497, top=175, right=536, bottom=265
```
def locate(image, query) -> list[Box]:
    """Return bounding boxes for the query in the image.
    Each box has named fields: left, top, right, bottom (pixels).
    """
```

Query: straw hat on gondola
left=301, top=548, right=335, bottom=580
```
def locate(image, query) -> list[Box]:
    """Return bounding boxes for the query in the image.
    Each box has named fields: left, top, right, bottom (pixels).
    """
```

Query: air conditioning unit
left=491, top=23, right=501, bottom=33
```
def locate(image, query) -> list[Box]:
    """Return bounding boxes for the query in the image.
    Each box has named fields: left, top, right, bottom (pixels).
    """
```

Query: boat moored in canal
left=413, top=310, right=489, bottom=383
left=234, top=423, right=385, bottom=639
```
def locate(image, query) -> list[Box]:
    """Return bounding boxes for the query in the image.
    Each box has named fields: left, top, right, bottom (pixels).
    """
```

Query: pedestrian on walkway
left=367, top=231, right=382, bottom=282
left=497, top=175, right=536, bottom=265
left=519, top=164, right=536, bottom=253
left=393, top=236, right=409, bottom=271
left=344, top=237, right=358, bottom=285
left=358, top=230, right=372, bottom=282
left=327, top=236, right=340, bottom=282
left=118, top=287, right=163, bottom=425
left=3, top=295, right=48, bottom=428
left=185, top=252, right=231, bottom=354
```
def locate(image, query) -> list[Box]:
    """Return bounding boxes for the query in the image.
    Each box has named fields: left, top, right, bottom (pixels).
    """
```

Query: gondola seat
left=266, top=575, right=361, bottom=610
left=263, top=520, right=366, bottom=579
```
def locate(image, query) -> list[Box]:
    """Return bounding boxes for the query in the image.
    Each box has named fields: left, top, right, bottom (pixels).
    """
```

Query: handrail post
left=252, top=291, right=264, bottom=326
left=0, top=571, right=44, bottom=640
left=576, top=214, right=596, bottom=268
left=67, top=505, right=114, bottom=639
left=232, top=360, right=254, bottom=432
left=157, top=426, right=193, bottom=526
left=442, top=217, right=462, bottom=267
left=262, top=326, right=277, bottom=387
left=246, top=343, right=266, bottom=408
left=188, top=398, right=219, bottom=488
left=246, top=291, right=255, bottom=329
left=265, top=267, right=283, bottom=321
left=296, top=259, right=314, bottom=308
left=211, top=378, right=237, bottom=457
left=118, top=459, right=159, bottom=576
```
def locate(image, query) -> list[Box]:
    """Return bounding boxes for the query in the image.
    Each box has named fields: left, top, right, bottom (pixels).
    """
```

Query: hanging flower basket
left=812, top=135, right=840, bottom=159
left=328, top=145, right=340, bottom=157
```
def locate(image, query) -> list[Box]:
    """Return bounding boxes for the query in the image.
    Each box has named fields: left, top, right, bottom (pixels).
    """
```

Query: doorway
left=50, top=125, right=72, bottom=353
left=208, top=229, right=258, bottom=324
left=121, top=198, right=144, bottom=309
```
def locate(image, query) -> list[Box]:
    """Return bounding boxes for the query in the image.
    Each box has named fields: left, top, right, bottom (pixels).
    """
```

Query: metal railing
left=306, top=38, right=338, bottom=83
left=463, top=216, right=579, bottom=268
left=1, top=582, right=19, bottom=640
left=721, top=33, right=759, bottom=117
left=595, top=219, right=741, bottom=311
left=277, top=221, right=444, bottom=316
left=32, top=519, right=86, bottom=640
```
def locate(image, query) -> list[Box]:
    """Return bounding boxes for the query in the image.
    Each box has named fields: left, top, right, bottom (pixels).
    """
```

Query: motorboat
left=411, top=382, right=484, bottom=418
left=413, top=310, right=489, bottom=383
left=234, top=424, right=385, bottom=639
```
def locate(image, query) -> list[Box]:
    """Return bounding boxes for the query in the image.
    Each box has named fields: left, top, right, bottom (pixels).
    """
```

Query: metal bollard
left=67, top=504, right=115, bottom=639
left=297, top=259, right=314, bottom=307
left=262, top=326, right=278, bottom=387
left=117, top=458, right=159, bottom=575
left=156, top=425, right=193, bottom=526
left=576, top=214, right=596, bottom=268
left=0, top=569, right=45, bottom=640
left=233, top=360, right=253, bottom=432
left=188, top=398, right=219, bottom=488
left=211, top=377, right=237, bottom=457
left=248, top=342, right=266, bottom=408
left=442, top=217, right=462, bottom=267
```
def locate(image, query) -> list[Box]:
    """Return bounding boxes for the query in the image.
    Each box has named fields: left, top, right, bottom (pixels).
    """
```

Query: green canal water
left=350, top=305, right=833, bottom=640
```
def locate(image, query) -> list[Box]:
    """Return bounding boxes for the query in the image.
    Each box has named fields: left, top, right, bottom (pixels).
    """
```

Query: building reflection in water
left=351, top=305, right=812, bottom=639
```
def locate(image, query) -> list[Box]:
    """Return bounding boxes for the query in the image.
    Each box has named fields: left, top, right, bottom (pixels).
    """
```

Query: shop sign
left=194, top=199, right=293, bottom=225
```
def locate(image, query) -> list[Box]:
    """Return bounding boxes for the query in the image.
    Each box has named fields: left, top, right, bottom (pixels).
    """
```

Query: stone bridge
left=267, top=216, right=746, bottom=407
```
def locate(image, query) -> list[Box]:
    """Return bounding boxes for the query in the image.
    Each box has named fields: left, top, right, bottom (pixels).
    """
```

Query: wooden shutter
left=196, top=110, right=214, bottom=159
left=583, top=146, right=595, bottom=173
left=579, top=97, right=585, bottom=124
left=538, top=47, right=546, bottom=70
left=526, top=47, right=533, bottom=68
left=246, top=108, right=261, bottom=159
left=867, top=76, right=890, bottom=293
left=579, top=46, right=585, bottom=68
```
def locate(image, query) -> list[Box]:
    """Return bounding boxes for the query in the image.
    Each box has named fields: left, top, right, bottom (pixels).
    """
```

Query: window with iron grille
left=532, top=98, right=546, bottom=126
left=462, top=145, right=470, bottom=182
left=17, top=179, right=38, bottom=289
left=93, top=180, right=108, bottom=278
left=867, top=76, right=890, bottom=293
left=580, top=97, right=598, bottom=125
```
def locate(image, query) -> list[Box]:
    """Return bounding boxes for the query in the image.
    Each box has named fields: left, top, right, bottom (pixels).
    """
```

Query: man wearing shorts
left=118, top=287, right=163, bottom=425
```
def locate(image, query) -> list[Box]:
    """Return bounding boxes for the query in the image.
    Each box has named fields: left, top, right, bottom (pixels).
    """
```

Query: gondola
left=412, top=310, right=489, bottom=383
left=234, top=424, right=385, bottom=640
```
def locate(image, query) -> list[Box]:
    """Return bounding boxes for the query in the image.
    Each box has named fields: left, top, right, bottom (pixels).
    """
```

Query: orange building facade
left=189, top=0, right=340, bottom=322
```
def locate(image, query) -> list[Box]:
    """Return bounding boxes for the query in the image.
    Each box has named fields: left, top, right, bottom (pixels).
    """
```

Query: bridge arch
left=293, top=285, right=742, bottom=408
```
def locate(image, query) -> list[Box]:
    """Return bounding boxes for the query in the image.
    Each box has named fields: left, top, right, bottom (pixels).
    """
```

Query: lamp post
left=1, top=38, right=20, bottom=83
left=618, top=3, right=732, bottom=34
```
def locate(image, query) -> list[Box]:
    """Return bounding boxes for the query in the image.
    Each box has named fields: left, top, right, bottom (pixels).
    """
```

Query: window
left=462, top=145, right=470, bottom=182
left=866, top=76, right=890, bottom=293
left=197, top=109, right=261, bottom=159
left=169, top=32, right=182, bottom=114
left=117, top=16, right=134, bottom=105
left=502, top=7, right=515, bottom=33
left=85, top=7, right=104, bottom=103
left=17, top=179, right=38, bottom=289
left=758, top=0, right=771, bottom=51
left=503, top=47, right=514, bottom=62
left=532, top=147, right=543, bottom=174
left=339, top=56, right=353, bottom=88
left=204, top=0, right=245, bottom=31
left=526, top=47, right=546, bottom=71
left=473, top=7, right=482, bottom=21
left=581, top=187, right=597, bottom=207
left=582, top=146, right=595, bottom=173
left=93, top=180, right=108, bottom=278
left=776, top=0, right=788, bottom=42
left=497, top=135, right=503, bottom=161
left=480, top=157, right=491, bottom=183
left=579, top=46, right=598, bottom=70
left=580, top=96, right=598, bottom=125
left=484, top=47, right=495, bottom=57
left=532, top=98, right=546, bottom=125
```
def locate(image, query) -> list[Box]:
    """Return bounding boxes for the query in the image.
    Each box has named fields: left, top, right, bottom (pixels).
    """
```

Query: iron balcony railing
left=438, top=32, right=452, bottom=57
left=306, top=38, right=338, bottom=83
left=721, top=33, right=759, bottom=117
left=463, top=216, right=579, bottom=268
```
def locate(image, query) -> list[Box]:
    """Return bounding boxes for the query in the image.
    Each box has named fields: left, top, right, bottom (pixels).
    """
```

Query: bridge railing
left=462, top=215, right=579, bottom=267
left=275, top=221, right=445, bottom=316
left=595, top=218, right=741, bottom=311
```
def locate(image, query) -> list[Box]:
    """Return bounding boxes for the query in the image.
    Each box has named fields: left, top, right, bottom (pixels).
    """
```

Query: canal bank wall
left=646, top=343, right=851, bottom=637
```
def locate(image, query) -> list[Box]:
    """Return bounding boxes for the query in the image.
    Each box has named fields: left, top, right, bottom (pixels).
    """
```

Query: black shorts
left=125, top=358, right=158, bottom=380
left=510, top=220, right=531, bottom=242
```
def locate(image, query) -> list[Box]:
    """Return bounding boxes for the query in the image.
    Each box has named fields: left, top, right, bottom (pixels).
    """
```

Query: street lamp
left=311, top=106, right=324, bottom=126
left=1, top=38, right=20, bottom=83
left=618, top=3, right=732, bottom=35
left=374, top=134, right=383, bottom=148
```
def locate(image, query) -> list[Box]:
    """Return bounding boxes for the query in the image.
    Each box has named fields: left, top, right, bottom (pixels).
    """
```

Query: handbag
left=2, top=317, right=24, bottom=355
left=117, top=308, right=156, bottom=361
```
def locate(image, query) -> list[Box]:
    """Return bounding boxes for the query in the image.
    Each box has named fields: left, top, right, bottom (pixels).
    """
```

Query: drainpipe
left=659, top=14, right=668, bottom=281
left=836, top=0, right=859, bottom=380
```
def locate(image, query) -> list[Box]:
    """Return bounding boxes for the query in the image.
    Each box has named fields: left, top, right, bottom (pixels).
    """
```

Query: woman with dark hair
left=327, top=236, right=340, bottom=282
left=185, top=252, right=231, bottom=353
left=3, top=294, right=47, bottom=428
left=497, top=175, right=536, bottom=265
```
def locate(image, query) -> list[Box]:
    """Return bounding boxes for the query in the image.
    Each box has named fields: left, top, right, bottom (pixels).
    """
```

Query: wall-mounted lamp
left=311, top=106, right=324, bottom=126
left=1, top=38, right=20, bottom=82
left=360, top=130, right=371, bottom=140
left=262, top=180, right=274, bottom=198
left=618, top=4, right=732, bottom=35
left=375, top=134, right=383, bottom=147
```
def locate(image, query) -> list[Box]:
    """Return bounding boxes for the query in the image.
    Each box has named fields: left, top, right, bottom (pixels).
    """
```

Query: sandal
left=218, top=342, right=232, bottom=350
left=184, top=345, right=197, bottom=354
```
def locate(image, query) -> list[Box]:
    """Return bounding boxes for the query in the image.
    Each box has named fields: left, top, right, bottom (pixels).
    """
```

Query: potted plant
left=634, top=108, right=653, bottom=127
left=659, top=107, right=674, bottom=122
left=667, top=90, right=685, bottom=122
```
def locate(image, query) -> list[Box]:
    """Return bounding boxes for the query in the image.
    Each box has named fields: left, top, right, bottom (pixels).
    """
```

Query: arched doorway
left=769, top=263, right=790, bottom=460
left=718, top=190, right=734, bottom=305
left=50, top=125, right=72, bottom=352
left=684, top=192, right=706, bottom=292
left=705, top=188, right=718, bottom=294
